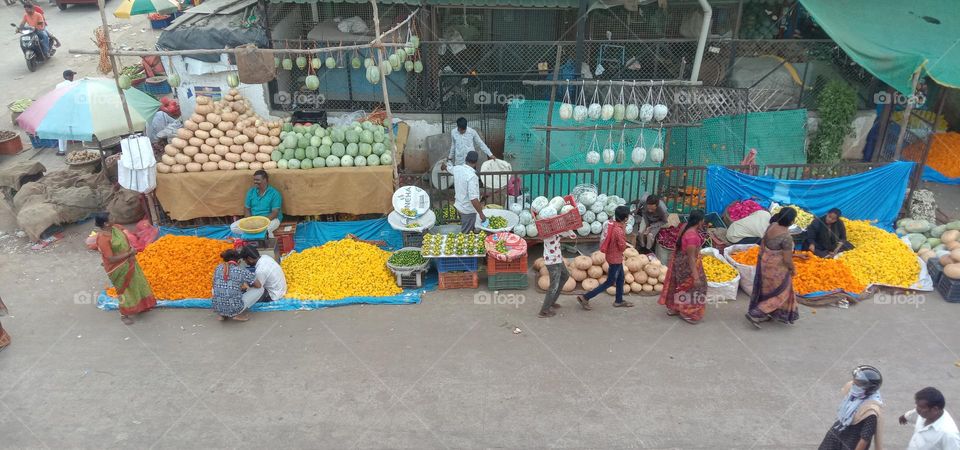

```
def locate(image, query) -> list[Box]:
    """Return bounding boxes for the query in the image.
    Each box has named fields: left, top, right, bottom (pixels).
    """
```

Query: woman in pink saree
left=746, top=207, right=803, bottom=328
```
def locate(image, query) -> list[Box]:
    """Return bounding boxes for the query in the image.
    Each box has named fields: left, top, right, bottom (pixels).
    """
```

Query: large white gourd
left=587, top=103, right=602, bottom=120
left=602, top=148, right=615, bottom=164
left=559, top=103, right=573, bottom=120
left=650, top=147, right=664, bottom=163
left=585, top=150, right=601, bottom=165
left=573, top=105, right=588, bottom=122
left=625, top=104, right=639, bottom=120
left=639, top=104, right=654, bottom=122
left=600, top=104, right=614, bottom=121
left=631, top=146, right=647, bottom=164
left=653, top=104, right=669, bottom=121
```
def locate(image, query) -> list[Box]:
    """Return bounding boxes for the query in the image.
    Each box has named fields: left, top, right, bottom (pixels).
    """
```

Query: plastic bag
left=329, top=111, right=367, bottom=128
left=702, top=248, right=740, bottom=301
left=722, top=244, right=757, bottom=297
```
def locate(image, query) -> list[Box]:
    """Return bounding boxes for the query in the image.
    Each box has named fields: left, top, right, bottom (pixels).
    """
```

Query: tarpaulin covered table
left=155, top=166, right=394, bottom=220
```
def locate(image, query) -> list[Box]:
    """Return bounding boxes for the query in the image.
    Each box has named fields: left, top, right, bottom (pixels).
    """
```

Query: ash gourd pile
left=533, top=247, right=665, bottom=295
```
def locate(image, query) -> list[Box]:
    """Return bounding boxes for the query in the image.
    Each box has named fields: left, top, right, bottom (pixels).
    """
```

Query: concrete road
left=0, top=0, right=160, bottom=133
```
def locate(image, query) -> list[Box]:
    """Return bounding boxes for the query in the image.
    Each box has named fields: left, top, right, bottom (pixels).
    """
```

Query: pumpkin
left=198, top=122, right=214, bottom=132
left=229, top=145, right=244, bottom=154
left=257, top=126, right=270, bottom=136
left=255, top=152, right=271, bottom=162
left=208, top=154, right=222, bottom=163
left=242, top=142, right=259, bottom=154
left=269, top=136, right=281, bottom=146
left=943, top=230, right=960, bottom=244
left=225, top=130, right=240, bottom=138
left=582, top=278, right=600, bottom=291
left=205, top=113, right=222, bottom=125
left=269, top=127, right=281, bottom=137
left=570, top=269, right=588, bottom=282
left=202, top=138, right=217, bottom=147
left=625, top=258, right=642, bottom=272
left=196, top=96, right=211, bottom=106
left=622, top=283, right=632, bottom=294
left=634, top=271, right=648, bottom=284
left=194, top=104, right=214, bottom=116
left=625, top=272, right=635, bottom=284
left=185, top=162, right=202, bottom=172
left=217, top=160, right=235, bottom=170
left=170, top=164, right=186, bottom=173
left=182, top=146, right=199, bottom=157
left=249, top=161, right=263, bottom=171
left=944, top=263, right=960, bottom=279
left=605, top=286, right=616, bottom=295
left=941, top=255, right=955, bottom=266
left=591, top=251, right=605, bottom=266
left=221, top=112, right=238, bottom=123
left=186, top=137, right=203, bottom=147
left=240, top=152, right=256, bottom=163
left=562, top=277, right=576, bottom=292
left=193, top=153, right=209, bottom=164
left=539, top=266, right=549, bottom=278
left=254, top=135, right=269, bottom=146
left=170, top=137, right=188, bottom=149
left=216, top=122, right=233, bottom=132
left=537, top=276, right=550, bottom=290
left=215, top=137, right=232, bottom=147
left=176, top=128, right=193, bottom=140
left=200, top=161, right=218, bottom=172
left=160, top=154, right=176, bottom=165
left=224, top=153, right=241, bottom=163
left=174, top=153, right=192, bottom=165
left=193, top=129, right=210, bottom=140
left=183, top=120, right=198, bottom=131
left=213, top=145, right=229, bottom=156
left=948, top=241, right=960, bottom=251
left=199, top=144, right=214, bottom=154
left=259, top=145, right=274, bottom=154
left=533, top=258, right=545, bottom=271
left=587, top=265, right=603, bottom=279
left=952, top=249, right=960, bottom=263
left=156, top=162, right=171, bottom=173
left=243, top=127, right=258, bottom=139
left=163, top=145, right=179, bottom=156
left=234, top=134, right=249, bottom=145
left=262, top=161, right=277, bottom=170
left=624, top=248, right=640, bottom=259
left=602, top=262, right=609, bottom=273
left=658, top=273, right=665, bottom=283
left=573, top=256, right=592, bottom=270
left=190, top=114, right=205, bottom=124
left=654, top=283, right=663, bottom=292
left=235, top=161, right=250, bottom=170
left=644, top=265, right=661, bottom=277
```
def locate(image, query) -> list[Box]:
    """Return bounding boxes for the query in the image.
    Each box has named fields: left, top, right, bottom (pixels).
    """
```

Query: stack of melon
left=934, top=230, right=960, bottom=280
left=157, top=90, right=283, bottom=173
left=273, top=120, right=394, bottom=170
left=532, top=247, right=666, bottom=294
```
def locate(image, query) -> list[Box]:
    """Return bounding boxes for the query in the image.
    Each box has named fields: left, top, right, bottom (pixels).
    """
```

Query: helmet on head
left=852, top=365, right=882, bottom=395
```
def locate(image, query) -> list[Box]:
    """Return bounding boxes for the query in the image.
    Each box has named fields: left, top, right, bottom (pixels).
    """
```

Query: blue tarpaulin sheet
left=706, top=161, right=915, bottom=229
left=99, top=219, right=429, bottom=311
left=920, top=165, right=960, bottom=185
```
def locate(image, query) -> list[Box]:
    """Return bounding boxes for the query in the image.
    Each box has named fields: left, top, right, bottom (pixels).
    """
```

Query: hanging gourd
left=118, top=74, right=132, bottom=90
left=409, top=35, right=420, bottom=50
left=652, top=82, right=669, bottom=121
left=325, top=56, right=336, bottom=69
left=587, top=82, right=602, bottom=120
left=631, top=127, right=646, bottom=165
left=305, top=75, right=320, bottom=90
left=380, top=60, right=392, bottom=76
left=351, top=56, right=362, bottom=69
left=274, top=56, right=281, bottom=68
left=366, top=65, right=381, bottom=84
left=396, top=48, right=407, bottom=62
left=612, top=86, right=626, bottom=122
left=600, top=87, right=615, bottom=121
left=413, top=60, right=423, bottom=73
left=388, top=53, right=401, bottom=71
left=559, top=80, right=573, bottom=120
left=168, top=73, right=180, bottom=88
left=227, top=72, right=240, bottom=88
left=585, top=131, right=601, bottom=165
left=282, top=57, right=293, bottom=71
left=296, top=55, right=307, bottom=69
left=404, top=60, right=414, bottom=72
left=311, top=56, right=322, bottom=70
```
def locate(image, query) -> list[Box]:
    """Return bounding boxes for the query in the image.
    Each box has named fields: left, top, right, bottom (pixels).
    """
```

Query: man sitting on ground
left=230, top=170, right=282, bottom=238
left=239, top=245, right=287, bottom=303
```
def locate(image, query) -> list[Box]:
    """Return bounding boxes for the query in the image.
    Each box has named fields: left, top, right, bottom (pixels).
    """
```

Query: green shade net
left=799, top=0, right=960, bottom=94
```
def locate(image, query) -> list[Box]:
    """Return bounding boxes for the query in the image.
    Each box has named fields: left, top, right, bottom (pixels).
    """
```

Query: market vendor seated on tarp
left=725, top=209, right=772, bottom=245
left=805, top=208, right=854, bottom=258
left=230, top=170, right=282, bottom=237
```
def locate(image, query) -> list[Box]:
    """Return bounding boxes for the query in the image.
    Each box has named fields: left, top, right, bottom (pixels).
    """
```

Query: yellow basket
left=237, top=216, right=270, bottom=234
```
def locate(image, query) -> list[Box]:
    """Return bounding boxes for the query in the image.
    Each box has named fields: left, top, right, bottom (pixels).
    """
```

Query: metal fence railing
left=762, top=162, right=885, bottom=180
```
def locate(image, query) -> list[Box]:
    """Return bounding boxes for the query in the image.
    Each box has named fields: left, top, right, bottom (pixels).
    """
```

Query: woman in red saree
left=0, top=295, right=9, bottom=351
left=95, top=213, right=155, bottom=324
left=746, top=207, right=802, bottom=327
left=659, top=210, right=707, bottom=324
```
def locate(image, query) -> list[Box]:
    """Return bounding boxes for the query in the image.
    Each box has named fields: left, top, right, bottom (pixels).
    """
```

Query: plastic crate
left=487, top=272, right=529, bottom=290
left=402, top=231, right=425, bottom=248
left=533, top=195, right=583, bottom=237
left=487, top=254, right=528, bottom=275
left=435, top=257, right=479, bottom=273
left=439, top=272, right=478, bottom=290
left=928, top=258, right=944, bottom=286
left=29, top=135, right=58, bottom=149
left=936, top=275, right=960, bottom=303
left=291, top=111, right=329, bottom=128
left=396, top=271, right=425, bottom=289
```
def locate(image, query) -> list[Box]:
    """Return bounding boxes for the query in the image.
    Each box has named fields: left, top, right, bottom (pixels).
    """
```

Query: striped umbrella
left=113, top=0, right=180, bottom=19
left=17, top=78, right=160, bottom=141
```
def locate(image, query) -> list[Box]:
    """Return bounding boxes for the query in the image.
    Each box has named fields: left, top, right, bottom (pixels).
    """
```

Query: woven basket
left=237, top=216, right=270, bottom=234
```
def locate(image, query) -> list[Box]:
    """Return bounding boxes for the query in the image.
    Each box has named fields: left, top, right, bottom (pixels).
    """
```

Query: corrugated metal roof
left=269, top=0, right=578, bottom=7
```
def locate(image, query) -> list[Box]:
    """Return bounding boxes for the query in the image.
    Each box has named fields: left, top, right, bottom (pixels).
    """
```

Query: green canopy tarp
left=799, top=0, right=960, bottom=94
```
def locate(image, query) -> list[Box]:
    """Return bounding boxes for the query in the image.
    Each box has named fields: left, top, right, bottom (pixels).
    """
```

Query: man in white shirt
left=900, top=387, right=960, bottom=450
left=449, top=151, right=485, bottom=233
left=446, top=117, right=495, bottom=167
left=239, top=246, right=287, bottom=303
left=725, top=209, right=772, bottom=245
left=56, top=69, right=76, bottom=156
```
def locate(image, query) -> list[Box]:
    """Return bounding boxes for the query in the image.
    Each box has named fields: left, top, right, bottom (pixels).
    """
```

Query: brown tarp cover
left=155, top=166, right=395, bottom=220
left=0, top=161, right=45, bottom=190
left=13, top=170, right=114, bottom=240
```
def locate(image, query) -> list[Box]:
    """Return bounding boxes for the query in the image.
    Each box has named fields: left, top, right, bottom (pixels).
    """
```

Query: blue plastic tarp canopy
left=706, top=161, right=914, bottom=229
left=294, top=218, right=402, bottom=252
left=920, top=165, right=960, bottom=185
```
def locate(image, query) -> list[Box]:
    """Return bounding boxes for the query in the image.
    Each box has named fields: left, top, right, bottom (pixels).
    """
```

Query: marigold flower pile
left=702, top=255, right=737, bottom=282
left=107, top=235, right=232, bottom=299
left=771, top=204, right=814, bottom=228
left=730, top=246, right=866, bottom=295
left=839, top=219, right=919, bottom=288
left=282, top=239, right=401, bottom=300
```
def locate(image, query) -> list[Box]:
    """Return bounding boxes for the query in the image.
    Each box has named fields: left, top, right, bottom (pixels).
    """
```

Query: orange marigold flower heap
left=792, top=251, right=866, bottom=295
left=107, top=235, right=232, bottom=300
left=730, top=246, right=759, bottom=266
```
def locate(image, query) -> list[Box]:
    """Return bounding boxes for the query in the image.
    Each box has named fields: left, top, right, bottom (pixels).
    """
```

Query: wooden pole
left=893, top=70, right=922, bottom=160
left=543, top=45, right=563, bottom=183
left=97, top=0, right=134, bottom=134
left=905, top=91, right=945, bottom=212
left=370, top=0, right=399, bottom=190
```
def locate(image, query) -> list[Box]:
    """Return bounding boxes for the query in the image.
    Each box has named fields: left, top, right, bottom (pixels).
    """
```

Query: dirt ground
left=1, top=6, right=960, bottom=448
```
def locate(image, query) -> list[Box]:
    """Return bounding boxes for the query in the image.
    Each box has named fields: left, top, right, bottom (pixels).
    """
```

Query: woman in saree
left=746, top=207, right=803, bottom=327
left=95, top=213, right=155, bottom=324
left=659, top=209, right=707, bottom=324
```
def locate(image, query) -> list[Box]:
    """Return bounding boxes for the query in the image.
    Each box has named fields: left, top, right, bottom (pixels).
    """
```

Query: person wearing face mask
left=818, top=365, right=884, bottom=450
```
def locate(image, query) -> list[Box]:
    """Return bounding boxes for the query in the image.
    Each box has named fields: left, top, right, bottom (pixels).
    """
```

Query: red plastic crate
left=438, top=272, right=479, bottom=290
left=487, top=254, right=528, bottom=275
left=533, top=195, right=583, bottom=238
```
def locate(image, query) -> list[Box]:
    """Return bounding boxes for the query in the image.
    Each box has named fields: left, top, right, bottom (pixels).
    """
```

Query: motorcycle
left=10, top=23, right=55, bottom=72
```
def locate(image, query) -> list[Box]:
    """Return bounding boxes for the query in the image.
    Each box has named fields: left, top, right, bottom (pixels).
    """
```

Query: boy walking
left=538, top=230, right=576, bottom=318
left=577, top=206, right=633, bottom=309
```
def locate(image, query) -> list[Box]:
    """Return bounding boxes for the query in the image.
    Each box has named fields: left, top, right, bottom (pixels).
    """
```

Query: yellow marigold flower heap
left=839, top=219, right=919, bottom=288
left=107, top=235, right=232, bottom=300
left=772, top=204, right=814, bottom=228
left=702, top=255, right=738, bottom=282
left=282, top=239, right=401, bottom=300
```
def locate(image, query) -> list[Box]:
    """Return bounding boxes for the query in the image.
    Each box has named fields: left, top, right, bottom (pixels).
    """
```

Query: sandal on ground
left=217, top=315, right=227, bottom=321
left=538, top=310, right=557, bottom=318
left=232, top=312, right=251, bottom=322
left=0, top=330, right=10, bottom=351
left=613, top=300, right=634, bottom=308
left=120, top=315, right=134, bottom=325
left=666, top=310, right=678, bottom=316
left=681, top=316, right=700, bottom=324
left=550, top=302, right=561, bottom=309
left=745, top=313, right=763, bottom=329
left=576, top=295, right=592, bottom=310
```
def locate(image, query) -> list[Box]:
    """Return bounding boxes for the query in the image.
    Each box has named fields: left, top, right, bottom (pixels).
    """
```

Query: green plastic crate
left=487, top=273, right=529, bottom=291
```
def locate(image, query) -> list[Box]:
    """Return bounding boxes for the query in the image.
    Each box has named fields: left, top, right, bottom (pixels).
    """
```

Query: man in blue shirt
left=230, top=170, right=282, bottom=237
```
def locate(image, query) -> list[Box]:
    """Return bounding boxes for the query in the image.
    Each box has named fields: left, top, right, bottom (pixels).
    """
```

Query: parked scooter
left=10, top=23, right=55, bottom=72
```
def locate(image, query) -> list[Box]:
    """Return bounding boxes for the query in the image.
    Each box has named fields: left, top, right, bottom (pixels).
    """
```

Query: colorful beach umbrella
left=17, top=78, right=161, bottom=141
left=113, top=0, right=180, bottom=19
